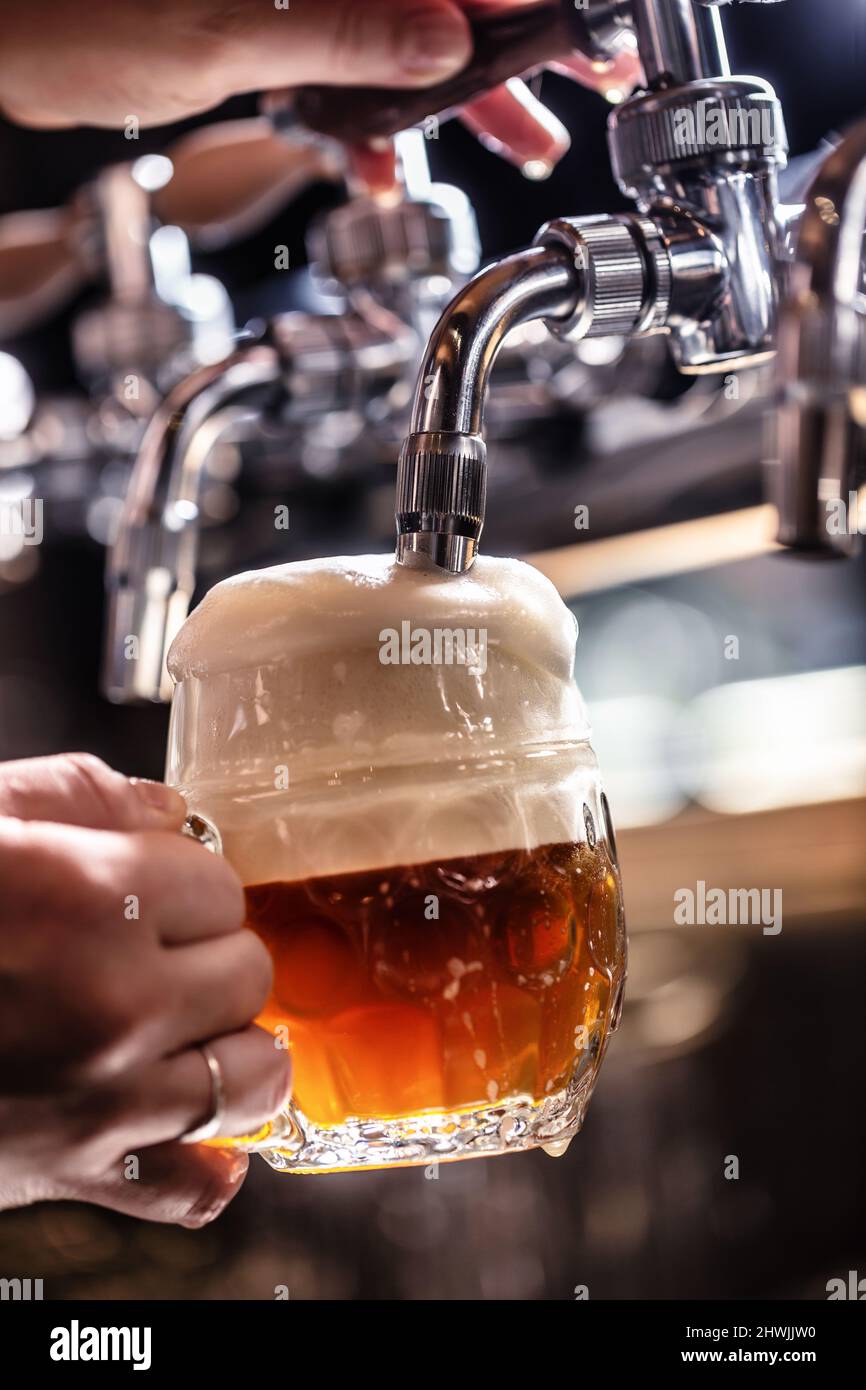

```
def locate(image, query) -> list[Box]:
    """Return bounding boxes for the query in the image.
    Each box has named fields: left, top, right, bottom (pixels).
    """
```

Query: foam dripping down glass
left=165, top=553, right=626, bottom=1173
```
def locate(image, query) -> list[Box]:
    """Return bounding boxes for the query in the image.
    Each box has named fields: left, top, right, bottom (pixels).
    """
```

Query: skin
left=0, top=754, right=292, bottom=1226
left=0, top=0, right=640, bottom=167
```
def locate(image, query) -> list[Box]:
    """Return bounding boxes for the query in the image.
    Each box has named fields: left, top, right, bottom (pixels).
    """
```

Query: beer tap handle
left=292, top=0, right=610, bottom=146
left=153, top=119, right=345, bottom=250
left=0, top=205, right=91, bottom=340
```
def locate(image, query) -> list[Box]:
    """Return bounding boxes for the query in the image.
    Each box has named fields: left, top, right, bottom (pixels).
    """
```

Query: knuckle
left=61, top=847, right=118, bottom=921
left=328, top=1, right=390, bottom=79
left=63, top=972, right=157, bottom=1085
left=64, top=751, right=109, bottom=776
left=244, top=1026, right=291, bottom=1121
left=62, top=752, right=123, bottom=822
left=61, top=1023, right=127, bottom=1087
left=238, top=932, right=274, bottom=1015
left=265, top=1051, right=292, bottom=1120
left=195, top=1, right=261, bottom=91
left=59, top=1085, right=127, bottom=1174
left=205, top=1, right=252, bottom=41
left=171, top=833, right=246, bottom=928
left=204, top=852, right=246, bottom=925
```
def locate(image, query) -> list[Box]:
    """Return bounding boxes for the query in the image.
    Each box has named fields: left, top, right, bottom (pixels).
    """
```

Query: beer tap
left=71, top=161, right=234, bottom=403
left=101, top=136, right=478, bottom=702
left=103, top=0, right=866, bottom=700
left=395, top=0, right=792, bottom=571
left=771, top=120, right=866, bottom=557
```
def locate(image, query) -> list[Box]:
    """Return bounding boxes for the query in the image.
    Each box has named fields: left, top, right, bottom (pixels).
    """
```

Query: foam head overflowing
left=166, top=554, right=599, bottom=880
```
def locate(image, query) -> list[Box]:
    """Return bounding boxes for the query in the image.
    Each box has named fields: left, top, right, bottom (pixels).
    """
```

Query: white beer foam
left=166, top=554, right=598, bottom=880
left=168, top=553, right=578, bottom=684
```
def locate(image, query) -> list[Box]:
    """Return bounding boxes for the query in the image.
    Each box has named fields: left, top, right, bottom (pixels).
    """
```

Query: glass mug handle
left=181, top=812, right=223, bottom=855
left=180, top=813, right=302, bottom=1166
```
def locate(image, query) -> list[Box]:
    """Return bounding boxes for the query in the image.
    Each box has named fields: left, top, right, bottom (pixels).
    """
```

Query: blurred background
left=0, top=0, right=864, bottom=1298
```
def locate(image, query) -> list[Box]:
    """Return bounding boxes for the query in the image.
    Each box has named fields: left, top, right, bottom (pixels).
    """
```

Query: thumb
left=0, top=753, right=186, bottom=832
left=68, top=1144, right=250, bottom=1229
left=226, top=0, right=474, bottom=92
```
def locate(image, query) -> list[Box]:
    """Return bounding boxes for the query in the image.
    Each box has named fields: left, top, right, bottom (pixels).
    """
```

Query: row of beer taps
left=0, top=0, right=863, bottom=703
left=0, top=109, right=671, bottom=558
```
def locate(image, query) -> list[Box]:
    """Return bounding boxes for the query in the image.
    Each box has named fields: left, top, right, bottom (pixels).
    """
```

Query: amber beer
left=245, top=837, right=624, bottom=1133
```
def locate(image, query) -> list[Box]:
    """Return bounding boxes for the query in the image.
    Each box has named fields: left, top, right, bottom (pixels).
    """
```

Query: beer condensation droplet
left=541, top=1137, right=573, bottom=1159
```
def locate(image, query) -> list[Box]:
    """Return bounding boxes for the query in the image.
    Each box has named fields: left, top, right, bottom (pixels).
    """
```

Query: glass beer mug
left=165, top=552, right=625, bottom=1173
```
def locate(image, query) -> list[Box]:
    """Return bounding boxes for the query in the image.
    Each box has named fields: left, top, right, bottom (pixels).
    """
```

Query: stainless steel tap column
left=565, top=1, right=728, bottom=82
left=102, top=343, right=282, bottom=703
left=773, top=119, right=866, bottom=556
left=103, top=301, right=418, bottom=702
left=393, top=0, right=795, bottom=574
left=631, top=0, right=729, bottom=86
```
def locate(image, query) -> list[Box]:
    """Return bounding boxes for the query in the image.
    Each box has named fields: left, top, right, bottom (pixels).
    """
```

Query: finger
left=548, top=50, right=644, bottom=104
left=107, top=827, right=245, bottom=946
left=0, top=820, right=244, bottom=953
left=0, top=753, right=186, bottom=832
left=461, top=78, right=570, bottom=177
left=0, top=1, right=476, bottom=130
left=347, top=142, right=399, bottom=196
left=227, top=0, right=474, bottom=92
left=70, top=1142, right=250, bottom=1229
left=111, top=1026, right=293, bottom=1152
left=159, top=933, right=275, bottom=1054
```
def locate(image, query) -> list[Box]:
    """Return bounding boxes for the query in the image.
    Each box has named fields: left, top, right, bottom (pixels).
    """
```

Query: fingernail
left=180, top=1205, right=222, bottom=1230
left=400, top=12, right=471, bottom=77
left=129, top=777, right=186, bottom=822
left=179, top=1155, right=248, bottom=1228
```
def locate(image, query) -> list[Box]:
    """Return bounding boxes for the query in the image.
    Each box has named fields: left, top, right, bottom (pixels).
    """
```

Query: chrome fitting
left=396, top=430, right=487, bottom=573
left=534, top=213, right=672, bottom=341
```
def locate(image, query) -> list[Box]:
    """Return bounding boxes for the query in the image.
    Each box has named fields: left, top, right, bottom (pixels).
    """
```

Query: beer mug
left=165, top=552, right=626, bottom=1172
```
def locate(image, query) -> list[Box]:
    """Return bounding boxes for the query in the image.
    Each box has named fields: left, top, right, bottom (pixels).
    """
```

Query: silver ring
left=180, top=1043, right=227, bottom=1144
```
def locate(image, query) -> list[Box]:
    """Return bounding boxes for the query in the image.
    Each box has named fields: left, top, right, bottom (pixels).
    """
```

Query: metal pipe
left=409, top=243, right=578, bottom=438
left=395, top=243, right=581, bottom=572
left=102, top=342, right=282, bottom=702
left=632, top=0, right=729, bottom=87
left=104, top=298, right=421, bottom=702
left=773, top=119, right=866, bottom=555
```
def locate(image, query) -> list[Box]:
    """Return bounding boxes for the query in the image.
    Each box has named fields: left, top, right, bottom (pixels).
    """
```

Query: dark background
left=0, top=0, right=864, bottom=1300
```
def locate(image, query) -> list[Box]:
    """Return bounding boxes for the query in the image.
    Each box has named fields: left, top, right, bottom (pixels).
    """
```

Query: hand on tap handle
left=284, top=2, right=640, bottom=191
left=294, top=1, right=638, bottom=147
left=0, top=1, right=638, bottom=177
left=0, top=0, right=501, bottom=126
